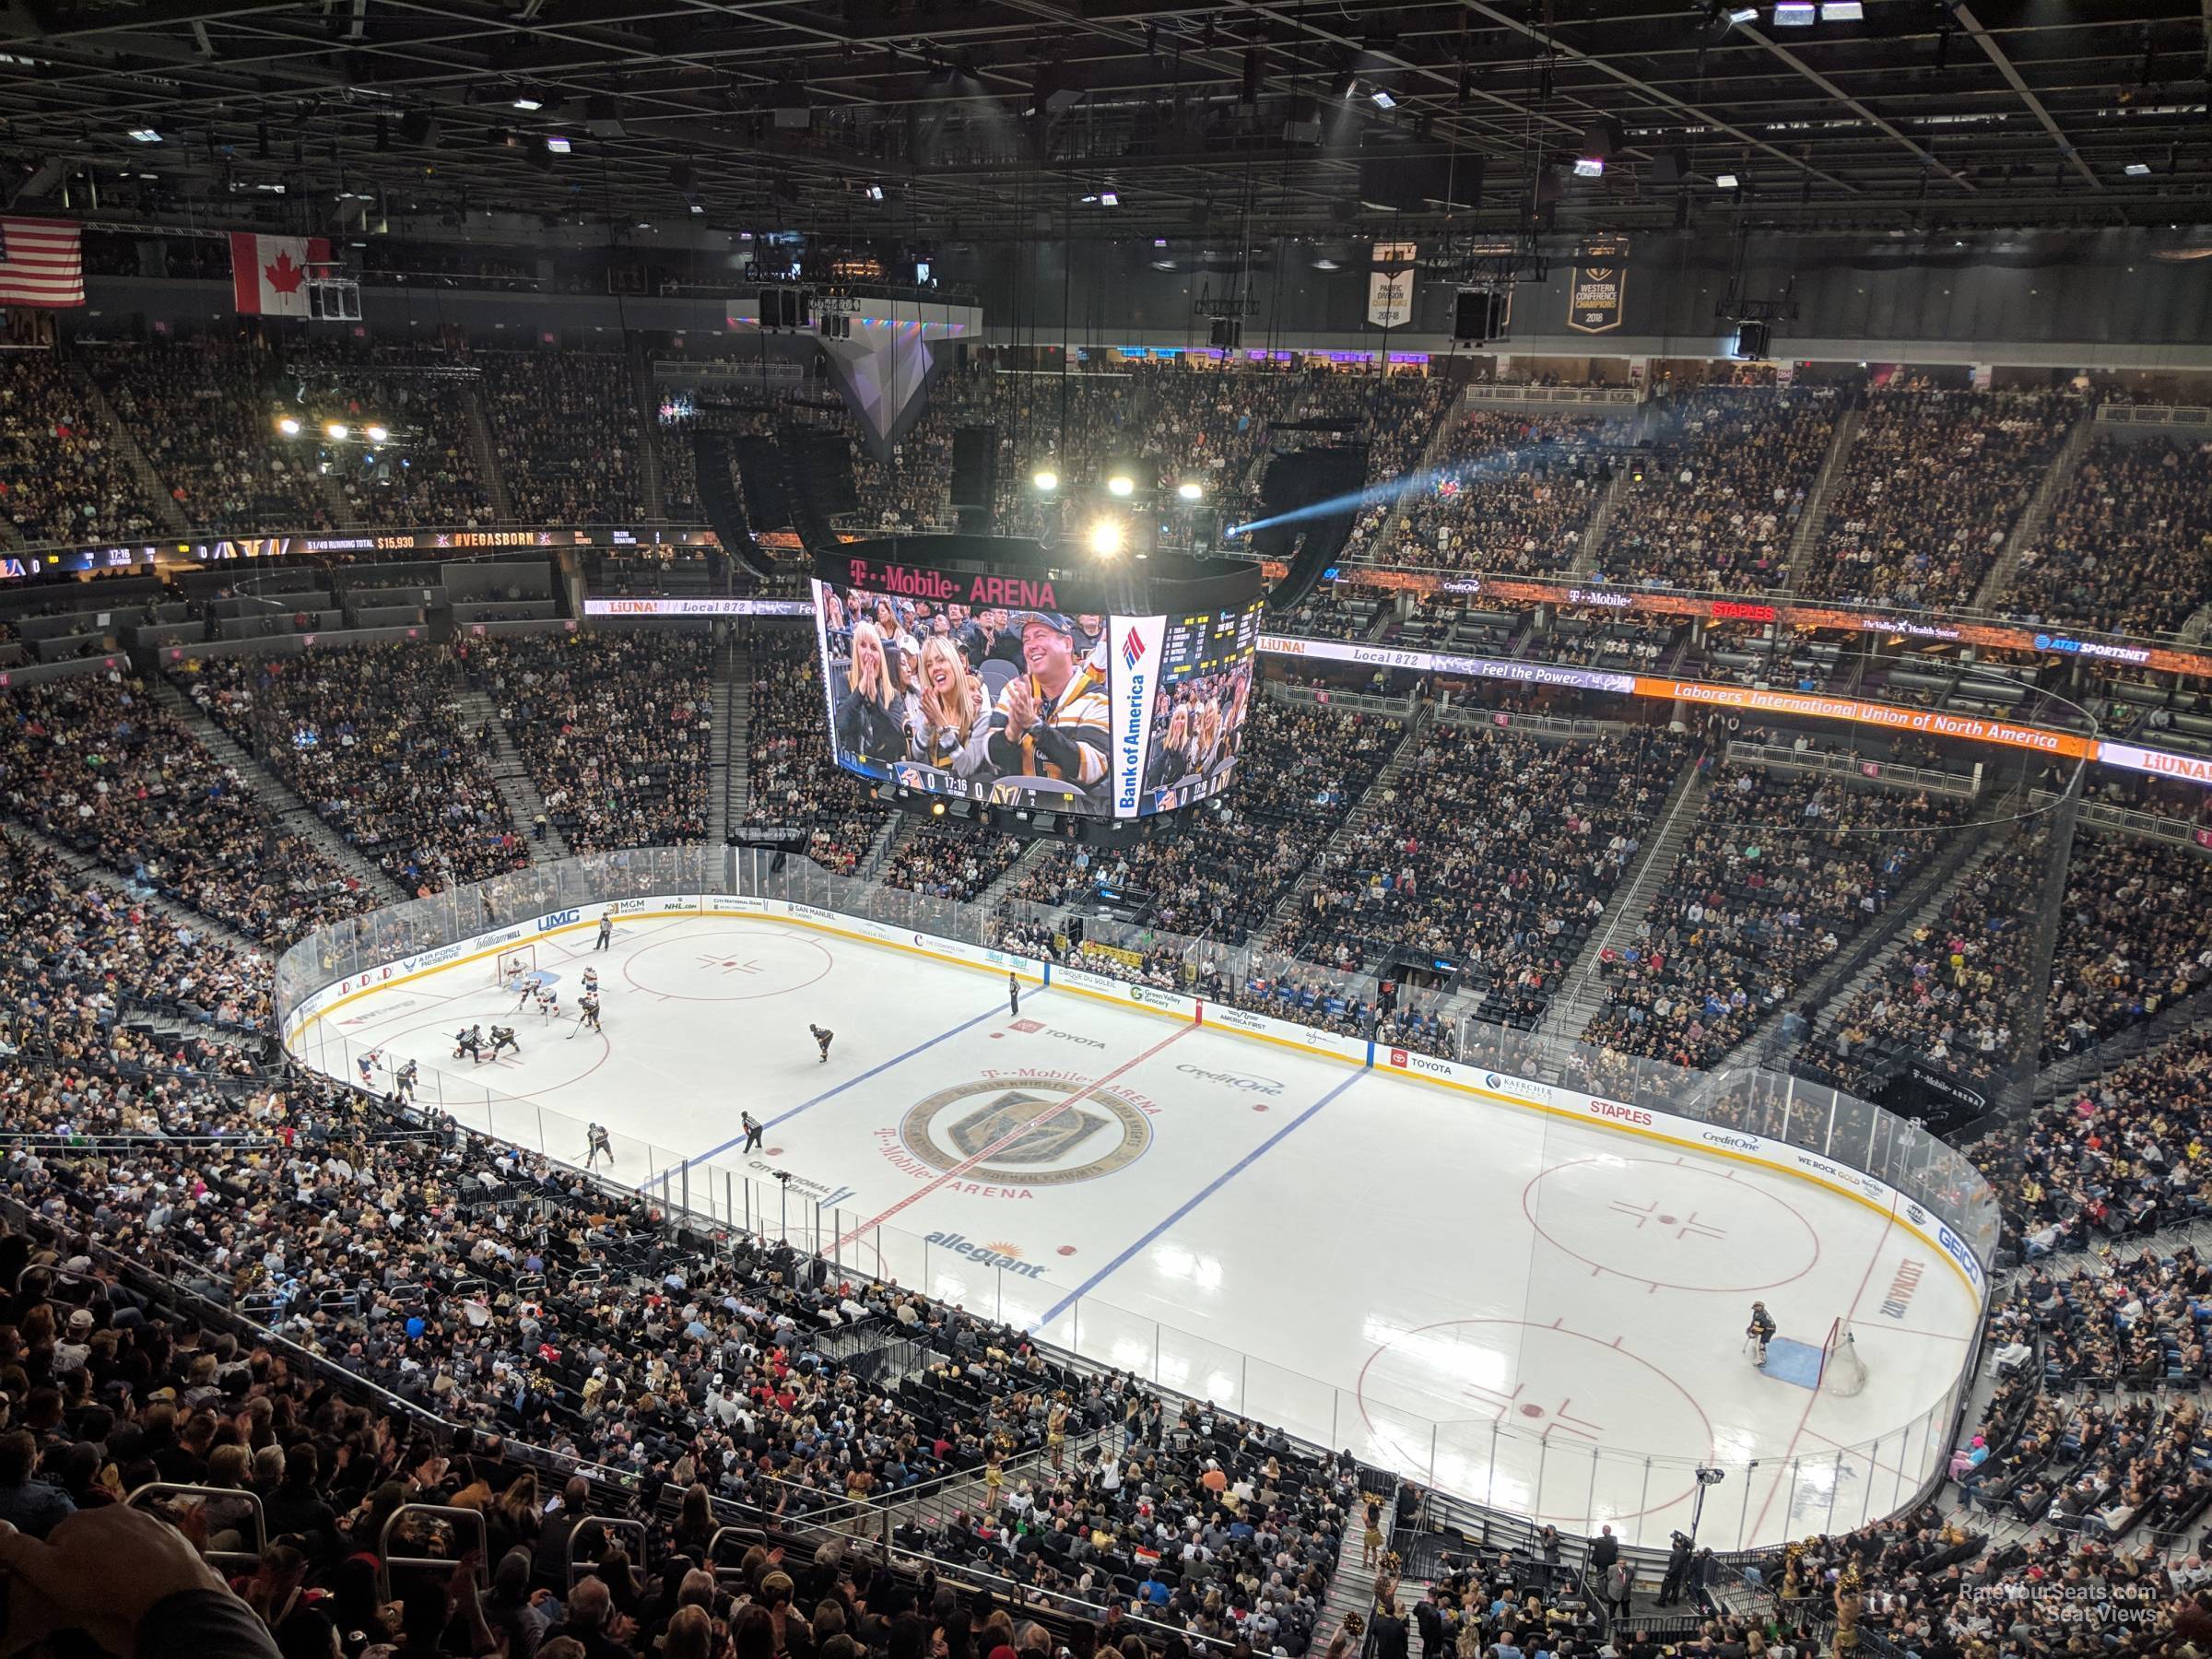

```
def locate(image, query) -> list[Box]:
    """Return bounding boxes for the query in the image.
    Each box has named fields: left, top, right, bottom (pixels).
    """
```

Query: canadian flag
left=229, top=232, right=329, bottom=316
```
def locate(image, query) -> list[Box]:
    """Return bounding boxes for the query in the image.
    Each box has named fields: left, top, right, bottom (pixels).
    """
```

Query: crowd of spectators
left=86, top=339, right=338, bottom=533
left=1010, top=697, right=1399, bottom=947
left=1804, top=385, right=2082, bottom=610
left=1799, top=822, right=2052, bottom=1094
left=1998, top=435, right=2212, bottom=638
left=2045, top=833, right=2212, bottom=1059
left=463, top=631, right=714, bottom=852
left=1369, top=412, right=1624, bottom=575
left=1277, top=724, right=1688, bottom=1030
left=1583, top=763, right=1971, bottom=1068
left=1588, top=388, right=1837, bottom=592
left=0, top=671, right=371, bottom=942
left=883, top=820, right=1027, bottom=902
left=179, top=646, right=531, bottom=893
left=480, top=353, right=646, bottom=524
left=0, top=353, right=165, bottom=545
left=746, top=634, right=888, bottom=873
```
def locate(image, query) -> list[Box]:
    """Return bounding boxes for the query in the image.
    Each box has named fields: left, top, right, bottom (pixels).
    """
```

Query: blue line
left=1029, top=1067, right=1365, bottom=1333
left=674, top=989, right=1044, bottom=1176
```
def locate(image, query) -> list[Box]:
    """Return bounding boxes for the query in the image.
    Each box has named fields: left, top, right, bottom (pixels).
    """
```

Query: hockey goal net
left=496, top=946, right=538, bottom=987
left=1818, top=1318, right=1869, bottom=1396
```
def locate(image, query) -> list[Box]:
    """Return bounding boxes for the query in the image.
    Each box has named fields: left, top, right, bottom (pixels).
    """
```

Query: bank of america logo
left=1121, top=630, right=1147, bottom=670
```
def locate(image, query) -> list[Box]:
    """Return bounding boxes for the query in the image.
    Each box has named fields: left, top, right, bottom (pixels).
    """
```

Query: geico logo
left=1587, top=1099, right=1653, bottom=1127
left=1174, top=1063, right=1283, bottom=1096
left=536, top=909, right=582, bottom=933
left=1936, top=1223, right=1982, bottom=1288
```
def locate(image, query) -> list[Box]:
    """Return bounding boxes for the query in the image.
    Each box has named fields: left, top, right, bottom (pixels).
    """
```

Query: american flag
left=0, top=218, right=86, bottom=309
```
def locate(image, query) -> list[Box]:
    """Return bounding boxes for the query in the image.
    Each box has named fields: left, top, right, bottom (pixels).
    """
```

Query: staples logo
left=1586, top=1098, right=1653, bottom=1128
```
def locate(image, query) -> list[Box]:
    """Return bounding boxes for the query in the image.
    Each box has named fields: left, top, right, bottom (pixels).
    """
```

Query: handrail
left=378, top=1503, right=488, bottom=1605
left=568, top=1515, right=650, bottom=1591
left=126, top=1482, right=267, bottom=1569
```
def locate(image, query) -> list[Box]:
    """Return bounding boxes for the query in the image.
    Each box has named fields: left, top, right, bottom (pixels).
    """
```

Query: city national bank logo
left=926, top=1233, right=1048, bottom=1279
left=885, top=1073, right=1154, bottom=1192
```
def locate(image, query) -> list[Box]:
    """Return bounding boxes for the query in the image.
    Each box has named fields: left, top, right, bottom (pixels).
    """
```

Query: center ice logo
left=894, top=1075, right=1153, bottom=1188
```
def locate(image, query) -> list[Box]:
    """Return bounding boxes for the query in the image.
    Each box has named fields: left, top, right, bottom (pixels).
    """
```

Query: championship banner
left=1367, top=241, right=1417, bottom=329
left=1566, top=238, right=1627, bottom=335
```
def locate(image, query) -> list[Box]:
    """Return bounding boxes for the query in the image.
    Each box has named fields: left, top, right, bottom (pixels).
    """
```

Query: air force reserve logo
left=897, top=1073, right=1153, bottom=1187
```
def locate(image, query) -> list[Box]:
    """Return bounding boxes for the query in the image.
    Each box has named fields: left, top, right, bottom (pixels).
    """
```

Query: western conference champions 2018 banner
left=1566, top=238, right=1628, bottom=334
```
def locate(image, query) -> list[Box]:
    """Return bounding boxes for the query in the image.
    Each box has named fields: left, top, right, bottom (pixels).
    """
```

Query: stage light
left=1099, top=189, right=1119, bottom=206
left=1369, top=88, right=1394, bottom=109
left=127, top=127, right=161, bottom=143
left=365, top=425, right=389, bottom=443
left=1771, top=2, right=1814, bottom=23
left=276, top=417, right=300, bottom=436
left=1725, top=6, right=1758, bottom=19
left=1031, top=468, right=1059, bottom=493
left=545, top=135, right=572, bottom=155
left=1573, top=157, right=1605, bottom=178
left=325, top=422, right=349, bottom=440
left=1176, top=480, right=1204, bottom=501
left=2124, top=162, right=2152, bottom=176
left=930, top=799, right=947, bottom=817
left=1087, top=518, right=1124, bottom=557
left=512, top=93, right=543, bottom=111
left=1716, top=172, right=1740, bottom=189
left=1820, top=1, right=1861, bottom=17
left=1105, top=472, right=1135, bottom=497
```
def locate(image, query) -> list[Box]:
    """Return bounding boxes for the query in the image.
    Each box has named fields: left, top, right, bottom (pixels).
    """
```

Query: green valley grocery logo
left=894, top=1073, right=1154, bottom=1188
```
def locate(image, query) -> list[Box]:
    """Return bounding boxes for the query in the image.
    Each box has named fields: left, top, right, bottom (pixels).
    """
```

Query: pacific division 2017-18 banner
left=1566, top=238, right=1628, bottom=334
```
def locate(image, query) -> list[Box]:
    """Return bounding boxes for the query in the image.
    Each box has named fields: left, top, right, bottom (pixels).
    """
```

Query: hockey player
left=357, top=1050, right=381, bottom=1088
left=534, top=982, right=560, bottom=1022
left=810, top=1023, right=834, bottom=1065
left=576, top=992, right=603, bottom=1035
left=1747, top=1300, right=1777, bottom=1367
left=453, top=1025, right=485, bottom=1064
left=584, top=1123, right=613, bottom=1169
left=488, top=1025, right=520, bottom=1061
left=396, top=1058, right=418, bottom=1101
left=582, top=966, right=600, bottom=996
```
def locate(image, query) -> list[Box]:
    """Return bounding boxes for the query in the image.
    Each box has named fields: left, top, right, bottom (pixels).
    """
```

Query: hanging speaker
left=1209, top=316, right=1242, bottom=349
left=1453, top=289, right=1508, bottom=345
left=949, top=426, right=996, bottom=509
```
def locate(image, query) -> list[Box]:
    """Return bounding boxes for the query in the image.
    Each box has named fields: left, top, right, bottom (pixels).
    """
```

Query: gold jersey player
left=811, top=1023, right=834, bottom=1064
left=984, top=611, right=1111, bottom=802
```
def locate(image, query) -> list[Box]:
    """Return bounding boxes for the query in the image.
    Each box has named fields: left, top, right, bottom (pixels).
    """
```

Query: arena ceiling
left=0, top=0, right=2206, bottom=246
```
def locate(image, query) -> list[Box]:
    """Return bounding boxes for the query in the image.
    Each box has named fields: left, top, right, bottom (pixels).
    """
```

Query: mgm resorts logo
left=900, top=1075, right=1150, bottom=1187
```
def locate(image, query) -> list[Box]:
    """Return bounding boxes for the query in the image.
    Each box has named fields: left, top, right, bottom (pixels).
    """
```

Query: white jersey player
left=534, top=982, right=560, bottom=1021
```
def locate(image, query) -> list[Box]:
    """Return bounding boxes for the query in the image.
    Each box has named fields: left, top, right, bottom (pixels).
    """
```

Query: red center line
left=832, top=1019, right=1200, bottom=1252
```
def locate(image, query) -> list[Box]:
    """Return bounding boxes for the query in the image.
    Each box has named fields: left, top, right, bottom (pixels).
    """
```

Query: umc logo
left=536, top=909, right=581, bottom=933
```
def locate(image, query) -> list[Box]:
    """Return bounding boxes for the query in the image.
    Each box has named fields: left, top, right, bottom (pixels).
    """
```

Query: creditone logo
left=537, top=909, right=582, bottom=933
left=1701, top=1129, right=1763, bottom=1155
left=926, top=1232, right=1049, bottom=1279
left=897, top=1075, right=1152, bottom=1187
left=1175, top=1062, right=1283, bottom=1096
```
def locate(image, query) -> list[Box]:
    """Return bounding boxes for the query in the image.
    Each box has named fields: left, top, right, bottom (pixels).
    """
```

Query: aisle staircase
left=1535, top=759, right=1712, bottom=1053
left=67, top=359, right=191, bottom=535
left=1315, top=1473, right=1401, bottom=1652
left=858, top=814, right=912, bottom=882
left=1566, top=466, right=1632, bottom=577
left=1256, top=705, right=1431, bottom=947
left=708, top=634, right=749, bottom=847
left=1357, top=390, right=1464, bottom=565
left=630, top=343, right=666, bottom=522
left=318, top=470, right=362, bottom=530
left=1779, top=404, right=1863, bottom=593
left=449, top=687, right=569, bottom=862
left=977, top=840, right=1053, bottom=909
left=147, top=677, right=410, bottom=901
left=1969, top=403, right=2097, bottom=613
left=462, top=381, right=516, bottom=521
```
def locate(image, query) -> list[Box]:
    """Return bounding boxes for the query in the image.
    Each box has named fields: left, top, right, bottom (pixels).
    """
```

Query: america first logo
left=897, top=1074, right=1153, bottom=1187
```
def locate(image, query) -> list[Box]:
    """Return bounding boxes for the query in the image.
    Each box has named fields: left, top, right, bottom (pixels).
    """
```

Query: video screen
left=811, top=577, right=1261, bottom=819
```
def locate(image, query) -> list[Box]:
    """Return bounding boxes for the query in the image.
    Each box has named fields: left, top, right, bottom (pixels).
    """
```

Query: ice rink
left=297, top=910, right=1983, bottom=1548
